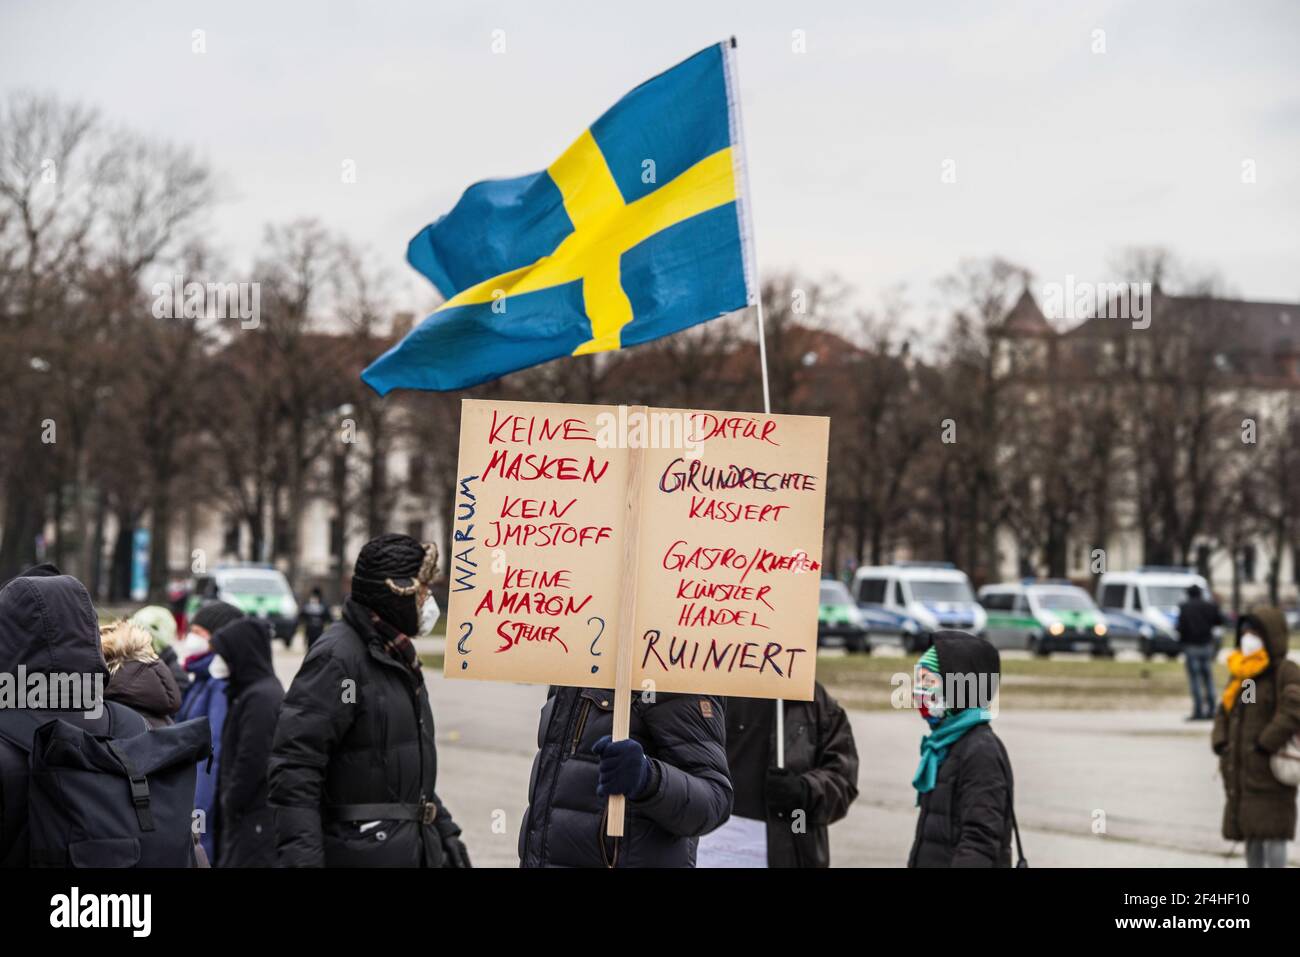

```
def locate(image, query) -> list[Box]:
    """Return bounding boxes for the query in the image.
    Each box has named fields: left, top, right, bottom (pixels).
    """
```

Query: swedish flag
left=362, top=41, right=756, bottom=394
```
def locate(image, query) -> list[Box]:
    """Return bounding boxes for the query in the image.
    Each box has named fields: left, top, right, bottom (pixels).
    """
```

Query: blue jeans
left=1184, top=642, right=1216, bottom=718
left=1246, top=839, right=1287, bottom=868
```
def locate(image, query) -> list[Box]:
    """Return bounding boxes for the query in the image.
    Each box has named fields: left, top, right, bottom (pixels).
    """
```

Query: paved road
left=270, top=643, right=1293, bottom=868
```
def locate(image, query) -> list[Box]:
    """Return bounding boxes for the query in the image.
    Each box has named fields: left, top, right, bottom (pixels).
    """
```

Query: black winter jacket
left=724, top=682, right=859, bottom=867
left=211, top=619, right=283, bottom=867
left=908, top=632, right=1014, bottom=868
left=1177, top=596, right=1225, bottom=646
left=268, top=598, right=460, bottom=867
left=0, top=573, right=149, bottom=866
left=907, top=723, right=1014, bottom=867
left=518, top=686, right=732, bottom=867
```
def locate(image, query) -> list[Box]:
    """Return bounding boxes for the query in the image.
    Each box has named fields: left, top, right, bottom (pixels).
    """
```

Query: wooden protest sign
left=445, top=399, right=829, bottom=833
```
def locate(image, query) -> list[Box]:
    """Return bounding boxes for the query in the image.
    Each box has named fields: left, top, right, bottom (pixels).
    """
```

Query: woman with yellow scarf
left=1211, top=607, right=1300, bottom=867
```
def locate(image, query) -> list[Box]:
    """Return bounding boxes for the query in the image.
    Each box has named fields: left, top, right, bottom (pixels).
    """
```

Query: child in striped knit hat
left=908, top=631, right=1021, bottom=867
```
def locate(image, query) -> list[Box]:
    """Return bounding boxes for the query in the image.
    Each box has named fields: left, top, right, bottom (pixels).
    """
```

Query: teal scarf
left=912, top=707, right=992, bottom=800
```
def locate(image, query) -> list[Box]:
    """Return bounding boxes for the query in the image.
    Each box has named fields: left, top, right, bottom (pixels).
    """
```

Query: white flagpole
left=725, top=36, right=783, bottom=769
left=758, top=299, right=782, bottom=769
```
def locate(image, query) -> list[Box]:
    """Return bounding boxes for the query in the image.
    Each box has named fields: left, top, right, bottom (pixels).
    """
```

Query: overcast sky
left=2, top=0, right=1297, bottom=325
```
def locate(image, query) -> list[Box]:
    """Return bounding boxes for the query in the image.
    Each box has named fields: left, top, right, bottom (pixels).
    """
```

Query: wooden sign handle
left=606, top=409, right=646, bottom=838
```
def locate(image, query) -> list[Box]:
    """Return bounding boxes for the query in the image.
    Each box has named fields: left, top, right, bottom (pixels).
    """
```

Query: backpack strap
left=106, top=739, right=156, bottom=832
left=102, top=700, right=150, bottom=738
left=1009, top=805, right=1028, bottom=868
left=992, top=732, right=1028, bottom=868
left=998, top=733, right=1029, bottom=868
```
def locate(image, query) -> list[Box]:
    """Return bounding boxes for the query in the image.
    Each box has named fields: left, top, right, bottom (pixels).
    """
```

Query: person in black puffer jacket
left=907, top=632, right=1016, bottom=868
left=211, top=617, right=283, bottom=867
left=518, top=685, right=732, bottom=868
left=268, top=534, right=468, bottom=868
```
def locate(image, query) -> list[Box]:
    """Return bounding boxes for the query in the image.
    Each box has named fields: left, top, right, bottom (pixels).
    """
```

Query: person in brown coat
left=1211, top=606, right=1300, bottom=867
left=99, top=620, right=183, bottom=729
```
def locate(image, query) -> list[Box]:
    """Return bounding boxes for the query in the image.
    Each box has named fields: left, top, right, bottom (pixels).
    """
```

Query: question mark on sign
left=587, top=616, right=606, bottom=673
left=457, top=622, right=473, bottom=670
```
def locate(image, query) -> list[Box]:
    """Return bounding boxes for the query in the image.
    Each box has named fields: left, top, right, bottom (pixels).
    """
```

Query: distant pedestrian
left=211, top=618, right=283, bottom=868
left=1178, top=584, right=1224, bottom=721
left=1212, top=607, right=1300, bottom=868
left=99, top=620, right=182, bottom=728
left=298, top=587, right=331, bottom=650
left=908, top=632, right=1023, bottom=868
left=704, top=683, right=858, bottom=867
left=176, top=599, right=245, bottom=864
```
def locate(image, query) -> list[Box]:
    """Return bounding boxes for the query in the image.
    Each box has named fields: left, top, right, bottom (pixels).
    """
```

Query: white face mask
left=1240, top=633, right=1265, bottom=656
left=180, top=632, right=210, bottom=660
left=417, top=594, right=441, bottom=638
left=208, top=654, right=230, bottom=679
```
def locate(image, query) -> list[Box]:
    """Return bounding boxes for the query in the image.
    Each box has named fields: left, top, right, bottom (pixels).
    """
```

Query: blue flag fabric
left=362, top=41, right=756, bottom=394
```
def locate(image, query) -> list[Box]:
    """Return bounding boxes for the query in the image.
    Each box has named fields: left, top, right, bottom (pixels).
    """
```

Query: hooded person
left=0, top=568, right=151, bottom=865
left=99, top=620, right=183, bottom=729
left=907, top=632, right=1018, bottom=868
left=176, top=599, right=245, bottom=864
left=131, top=604, right=189, bottom=690
left=210, top=617, right=283, bottom=868
left=1212, top=607, right=1300, bottom=868
left=269, top=533, right=469, bottom=867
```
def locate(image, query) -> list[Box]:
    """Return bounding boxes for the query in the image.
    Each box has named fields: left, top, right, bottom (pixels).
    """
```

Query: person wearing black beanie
left=348, top=533, right=434, bottom=638
left=176, top=598, right=246, bottom=865
left=190, top=600, right=246, bottom=639
left=269, top=533, right=468, bottom=868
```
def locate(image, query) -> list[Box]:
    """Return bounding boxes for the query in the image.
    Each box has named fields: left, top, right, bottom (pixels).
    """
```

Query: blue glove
left=592, top=735, right=653, bottom=799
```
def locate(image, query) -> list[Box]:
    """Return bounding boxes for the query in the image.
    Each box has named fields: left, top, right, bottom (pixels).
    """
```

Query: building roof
left=1002, top=288, right=1054, bottom=337
left=1007, top=286, right=1300, bottom=384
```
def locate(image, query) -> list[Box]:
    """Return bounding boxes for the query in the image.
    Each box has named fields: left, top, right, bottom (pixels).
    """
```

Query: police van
left=1095, top=566, right=1211, bottom=659
left=851, top=562, right=986, bottom=652
left=818, top=579, right=871, bottom=653
left=188, top=564, right=300, bottom=644
left=978, top=580, right=1112, bottom=657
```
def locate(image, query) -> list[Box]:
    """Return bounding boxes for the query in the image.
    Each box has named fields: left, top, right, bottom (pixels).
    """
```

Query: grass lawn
left=816, top=652, right=1223, bottom=711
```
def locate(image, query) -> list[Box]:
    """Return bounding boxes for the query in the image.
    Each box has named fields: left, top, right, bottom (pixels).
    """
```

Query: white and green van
left=188, top=564, right=299, bottom=643
left=978, top=580, right=1112, bottom=657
